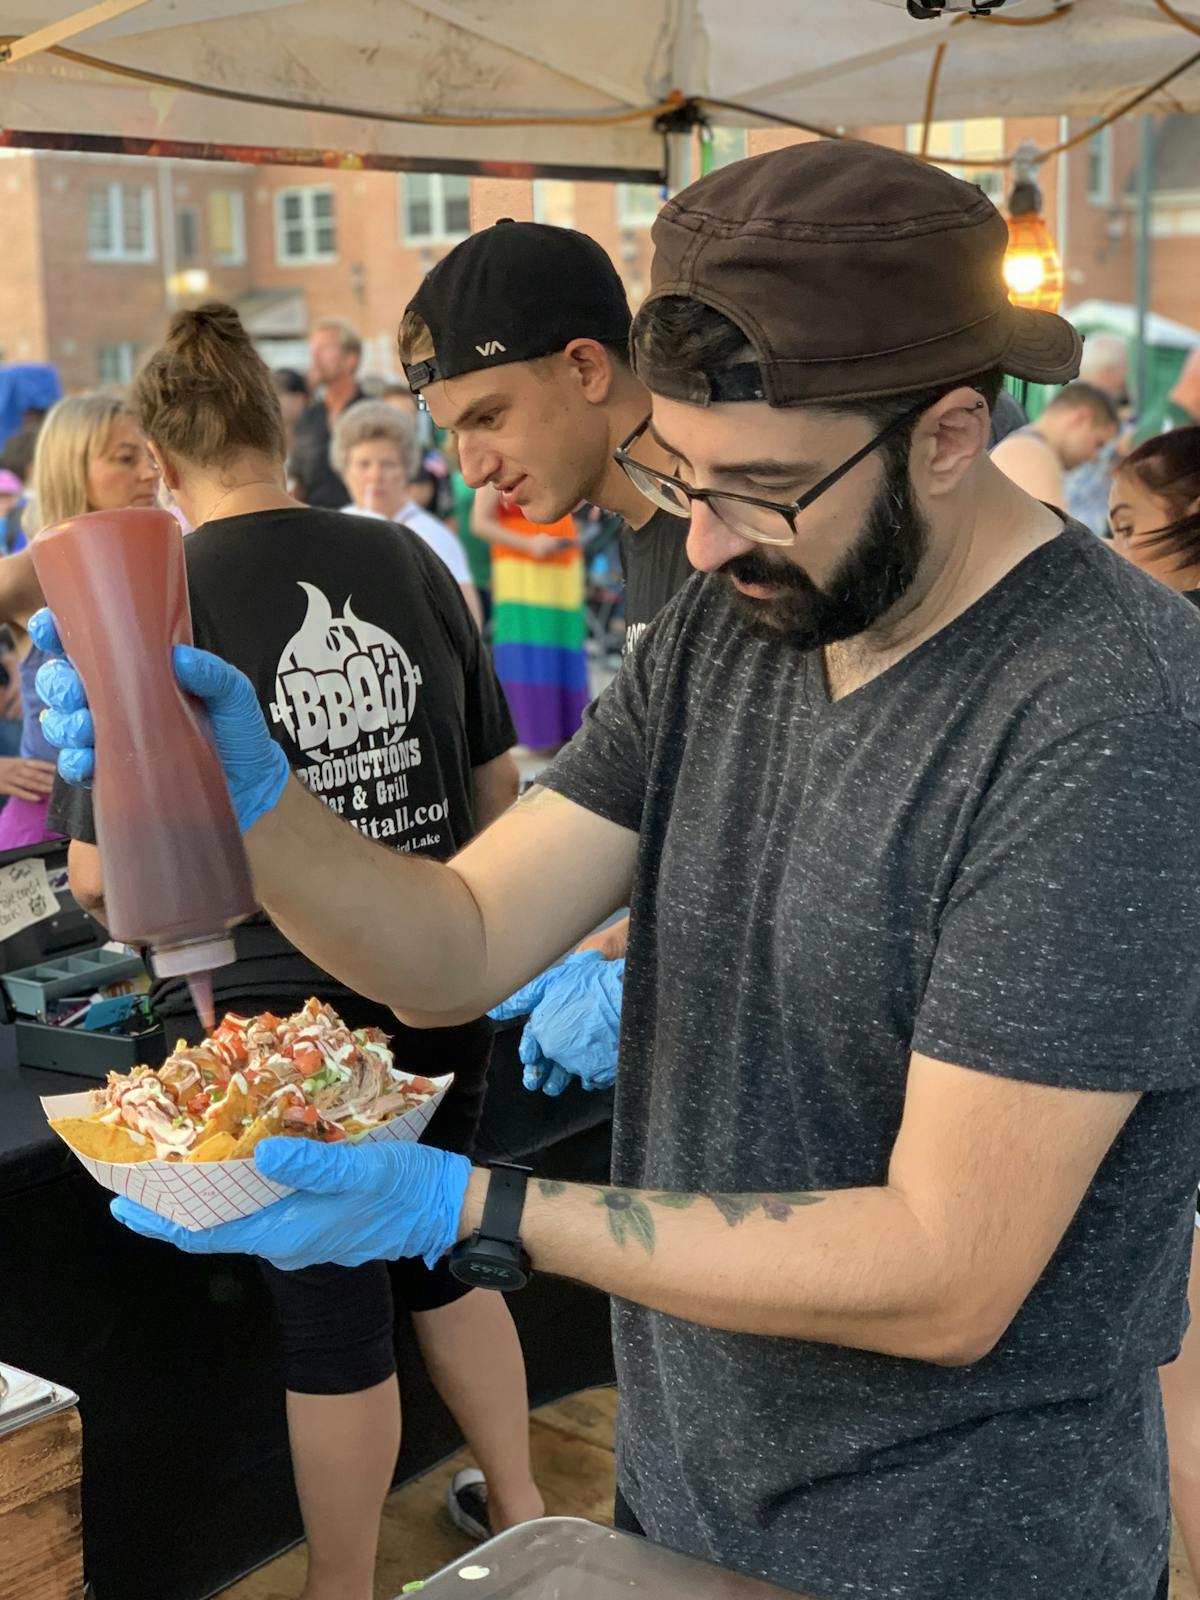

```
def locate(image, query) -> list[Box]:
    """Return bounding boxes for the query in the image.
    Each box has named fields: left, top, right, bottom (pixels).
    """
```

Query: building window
left=402, top=174, right=471, bottom=244
left=906, top=119, right=1005, bottom=204
left=176, top=208, right=199, bottom=264
left=276, top=187, right=337, bottom=264
left=209, top=190, right=246, bottom=265
left=617, top=184, right=662, bottom=229
left=87, top=183, right=155, bottom=262
left=533, top=180, right=576, bottom=229
left=97, top=342, right=137, bottom=384
left=1087, top=126, right=1114, bottom=206
left=706, top=128, right=749, bottom=170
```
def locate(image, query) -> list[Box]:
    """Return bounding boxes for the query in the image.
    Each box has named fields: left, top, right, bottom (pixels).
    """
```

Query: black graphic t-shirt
left=620, top=507, right=693, bottom=656
left=50, top=507, right=515, bottom=1018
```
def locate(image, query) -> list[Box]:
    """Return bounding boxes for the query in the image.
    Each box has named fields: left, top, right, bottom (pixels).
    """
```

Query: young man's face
left=641, top=393, right=938, bottom=649
left=422, top=354, right=613, bottom=525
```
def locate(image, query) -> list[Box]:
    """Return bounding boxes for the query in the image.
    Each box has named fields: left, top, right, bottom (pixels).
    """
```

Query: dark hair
left=1120, top=425, right=1200, bottom=570
left=1043, top=381, right=1121, bottom=430
left=273, top=367, right=309, bottom=397
left=631, top=296, right=1004, bottom=452
left=135, top=303, right=286, bottom=468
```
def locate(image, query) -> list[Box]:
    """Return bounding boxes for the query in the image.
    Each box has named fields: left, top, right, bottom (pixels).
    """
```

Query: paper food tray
left=41, top=1076, right=450, bottom=1231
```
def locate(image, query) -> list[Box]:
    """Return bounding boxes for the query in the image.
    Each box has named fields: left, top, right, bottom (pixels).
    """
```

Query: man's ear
left=913, top=386, right=990, bottom=499
left=564, top=339, right=618, bottom=405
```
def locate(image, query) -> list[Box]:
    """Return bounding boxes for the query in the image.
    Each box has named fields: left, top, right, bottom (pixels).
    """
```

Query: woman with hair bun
left=0, top=393, right=158, bottom=848
left=49, top=305, right=539, bottom=1599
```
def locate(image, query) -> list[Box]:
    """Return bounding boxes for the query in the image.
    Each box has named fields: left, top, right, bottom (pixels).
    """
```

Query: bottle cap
left=150, top=935, right=237, bottom=978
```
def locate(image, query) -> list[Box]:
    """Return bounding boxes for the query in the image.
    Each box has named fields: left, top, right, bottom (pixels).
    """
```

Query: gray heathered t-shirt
left=542, top=522, right=1200, bottom=1600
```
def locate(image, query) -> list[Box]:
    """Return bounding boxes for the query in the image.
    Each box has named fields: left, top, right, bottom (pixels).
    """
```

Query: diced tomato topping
left=284, top=1104, right=321, bottom=1127
left=187, top=1091, right=212, bottom=1116
left=292, top=1045, right=323, bottom=1074
left=321, top=1125, right=347, bottom=1143
left=404, top=1076, right=437, bottom=1095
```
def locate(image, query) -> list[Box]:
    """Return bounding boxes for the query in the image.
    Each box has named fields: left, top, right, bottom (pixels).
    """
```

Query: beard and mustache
left=720, top=447, right=931, bottom=651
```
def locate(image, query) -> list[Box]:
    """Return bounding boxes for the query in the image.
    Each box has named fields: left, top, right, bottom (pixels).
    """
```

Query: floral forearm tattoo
left=537, top=1180, right=823, bottom=1256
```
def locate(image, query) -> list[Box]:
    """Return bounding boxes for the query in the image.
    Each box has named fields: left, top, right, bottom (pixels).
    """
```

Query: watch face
left=463, top=1257, right=527, bottom=1291
left=449, top=1239, right=530, bottom=1291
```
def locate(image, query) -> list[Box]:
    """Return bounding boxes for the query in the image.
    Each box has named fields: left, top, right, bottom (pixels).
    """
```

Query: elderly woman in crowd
left=332, top=399, right=481, bottom=627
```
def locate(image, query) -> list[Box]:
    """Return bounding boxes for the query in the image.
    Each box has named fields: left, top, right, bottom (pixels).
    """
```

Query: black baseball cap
left=402, top=219, right=632, bottom=393
left=635, top=139, right=1082, bottom=406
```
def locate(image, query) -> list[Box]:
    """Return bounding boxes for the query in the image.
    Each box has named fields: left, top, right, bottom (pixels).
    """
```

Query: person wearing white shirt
left=332, top=399, right=482, bottom=627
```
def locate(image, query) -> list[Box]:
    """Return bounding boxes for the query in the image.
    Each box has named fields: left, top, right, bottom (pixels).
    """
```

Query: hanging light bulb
left=1003, top=141, right=1064, bottom=313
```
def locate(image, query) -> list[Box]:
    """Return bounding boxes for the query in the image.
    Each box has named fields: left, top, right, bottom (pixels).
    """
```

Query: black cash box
left=0, top=840, right=167, bottom=1079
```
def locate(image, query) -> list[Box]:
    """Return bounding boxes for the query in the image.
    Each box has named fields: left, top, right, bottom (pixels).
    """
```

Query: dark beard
left=721, top=452, right=931, bottom=650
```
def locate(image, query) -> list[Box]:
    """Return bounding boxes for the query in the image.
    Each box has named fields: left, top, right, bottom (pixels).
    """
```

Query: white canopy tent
left=2, top=0, right=1200, bottom=182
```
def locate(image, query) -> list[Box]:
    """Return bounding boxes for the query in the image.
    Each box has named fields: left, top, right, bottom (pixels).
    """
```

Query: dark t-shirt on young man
left=50, top=507, right=515, bottom=1021
left=289, top=389, right=364, bottom=508
left=542, top=521, right=1200, bottom=1600
left=620, top=506, right=693, bottom=655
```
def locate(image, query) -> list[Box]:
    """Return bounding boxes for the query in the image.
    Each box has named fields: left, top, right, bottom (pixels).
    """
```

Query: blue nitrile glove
left=31, top=608, right=290, bottom=832
left=110, top=1138, right=471, bottom=1271
left=489, top=950, right=624, bottom=1097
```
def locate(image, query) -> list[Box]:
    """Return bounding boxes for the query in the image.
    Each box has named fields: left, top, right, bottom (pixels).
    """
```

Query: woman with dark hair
left=50, top=304, right=541, bottom=1600
left=1108, top=424, right=1200, bottom=1584
left=1109, top=426, right=1200, bottom=604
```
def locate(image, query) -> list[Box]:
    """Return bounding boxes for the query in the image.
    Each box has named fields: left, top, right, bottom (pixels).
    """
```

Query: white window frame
left=87, top=182, right=156, bottom=263
left=97, top=341, right=137, bottom=384
left=616, top=183, right=661, bottom=229
left=400, top=173, right=472, bottom=245
left=1087, top=126, right=1114, bottom=207
left=275, top=186, right=337, bottom=266
left=905, top=121, right=1004, bottom=205
left=209, top=189, right=246, bottom=266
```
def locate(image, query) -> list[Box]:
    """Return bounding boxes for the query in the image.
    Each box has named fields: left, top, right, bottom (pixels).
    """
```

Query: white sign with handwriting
left=0, top=857, right=57, bottom=943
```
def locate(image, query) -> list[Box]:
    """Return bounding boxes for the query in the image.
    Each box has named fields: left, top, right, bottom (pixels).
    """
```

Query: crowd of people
left=6, top=135, right=1200, bottom=1600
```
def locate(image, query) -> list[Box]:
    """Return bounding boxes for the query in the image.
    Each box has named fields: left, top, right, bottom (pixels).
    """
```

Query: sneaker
left=446, top=1466, right=492, bottom=1542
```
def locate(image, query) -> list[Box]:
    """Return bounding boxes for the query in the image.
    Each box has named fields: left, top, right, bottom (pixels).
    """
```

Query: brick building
left=2, top=115, right=1198, bottom=396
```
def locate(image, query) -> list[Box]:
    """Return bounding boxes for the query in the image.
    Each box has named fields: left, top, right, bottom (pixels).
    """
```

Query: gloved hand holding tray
left=41, top=997, right=449, bottom=1229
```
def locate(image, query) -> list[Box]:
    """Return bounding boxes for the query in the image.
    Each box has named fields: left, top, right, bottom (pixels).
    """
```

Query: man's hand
left=490, top=950, right=623, bottom=1096
left=0, top=756, right=55, bottom=803
left=31, top=609, right=290, bottom=832
left=111, top=1138, right=471, bottom=1271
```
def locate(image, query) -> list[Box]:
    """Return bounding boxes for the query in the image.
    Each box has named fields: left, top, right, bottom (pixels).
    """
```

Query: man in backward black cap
left=92, top=141, right=1200, bottom=1600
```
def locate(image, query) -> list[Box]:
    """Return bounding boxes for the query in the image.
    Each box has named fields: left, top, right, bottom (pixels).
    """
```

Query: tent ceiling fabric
left=2, top=0, right=1200, bottom=179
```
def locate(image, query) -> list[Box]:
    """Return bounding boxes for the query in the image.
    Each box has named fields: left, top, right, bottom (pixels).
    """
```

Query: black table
left=0, top=1021, right=616, bottom=1600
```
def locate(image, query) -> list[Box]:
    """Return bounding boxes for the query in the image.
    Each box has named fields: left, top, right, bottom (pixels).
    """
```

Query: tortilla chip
left=185, top=1131, right=239, bottom=1163
left=229, top=1112, right=282, bottom=1160
left=199, top=1079, right=253, bottom=1138
left=50, top=1116, right=156, bottom=1164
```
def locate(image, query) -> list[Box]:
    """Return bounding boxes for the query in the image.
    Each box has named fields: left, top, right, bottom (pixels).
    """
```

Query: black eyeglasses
left=614, top=400, right=938, bottom=548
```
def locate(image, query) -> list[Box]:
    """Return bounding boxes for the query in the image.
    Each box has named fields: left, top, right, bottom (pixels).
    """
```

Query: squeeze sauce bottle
left=32, top=508, right=258, bottom=1029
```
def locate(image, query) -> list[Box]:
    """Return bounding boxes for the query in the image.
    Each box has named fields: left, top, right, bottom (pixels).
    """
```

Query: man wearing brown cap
left=66, top=141, right=1200, bottom=1600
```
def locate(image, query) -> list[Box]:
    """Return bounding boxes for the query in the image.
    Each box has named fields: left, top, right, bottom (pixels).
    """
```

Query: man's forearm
left=250, top=777, right=489, bottom=1014
left=457, top=1171, right=990, bottom=1365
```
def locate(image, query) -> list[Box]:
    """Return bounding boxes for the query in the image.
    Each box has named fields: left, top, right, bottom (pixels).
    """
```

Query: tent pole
left=0, top=0, right=153, bottom=66
left=666, top=0, right=699, bottom=195
left=1134, top=114, right=1155, bottom=413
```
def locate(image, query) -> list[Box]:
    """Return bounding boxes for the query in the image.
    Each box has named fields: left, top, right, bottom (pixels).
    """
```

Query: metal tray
left=1, top=945, right=146, bottom=1020
left=0, top=1362, right=78, bottom=1441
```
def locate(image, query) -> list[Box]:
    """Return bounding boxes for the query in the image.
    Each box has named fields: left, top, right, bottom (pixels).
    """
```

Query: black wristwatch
left=448, top=1161, right=533, bottom=1291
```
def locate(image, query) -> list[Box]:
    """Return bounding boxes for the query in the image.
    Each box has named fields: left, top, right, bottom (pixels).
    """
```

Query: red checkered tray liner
left=41, top=1076, right=450, bottom=1230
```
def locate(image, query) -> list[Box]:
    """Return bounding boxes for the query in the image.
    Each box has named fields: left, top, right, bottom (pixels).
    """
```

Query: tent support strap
left=0, top=0, right=154, bottom=66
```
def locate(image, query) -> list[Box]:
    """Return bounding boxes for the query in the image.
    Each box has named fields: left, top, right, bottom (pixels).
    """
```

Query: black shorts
left=159, top=990, right=492, bottom=1395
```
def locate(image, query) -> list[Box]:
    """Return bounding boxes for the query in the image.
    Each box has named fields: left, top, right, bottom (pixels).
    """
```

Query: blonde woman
left=0, top=395, right=158, bottom=848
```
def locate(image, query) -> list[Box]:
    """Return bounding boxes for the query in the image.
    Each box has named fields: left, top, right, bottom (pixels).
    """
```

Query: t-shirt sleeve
left=912, top=712, right=1200, bottom=1092
left=46, top=773, right=96, bottom=845
left=538, top=598, right=659, bottom=834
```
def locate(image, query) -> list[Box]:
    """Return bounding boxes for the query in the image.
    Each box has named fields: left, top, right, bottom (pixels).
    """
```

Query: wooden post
left=0, top=1405, right=83, bottom=1599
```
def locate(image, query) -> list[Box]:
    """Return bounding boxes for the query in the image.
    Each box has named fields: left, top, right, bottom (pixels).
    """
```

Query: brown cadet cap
left=634, top=138, right=1082, bottom=406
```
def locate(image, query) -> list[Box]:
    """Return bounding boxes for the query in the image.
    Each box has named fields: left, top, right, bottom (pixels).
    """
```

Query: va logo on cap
left=475, top=340, right=507, bottom=357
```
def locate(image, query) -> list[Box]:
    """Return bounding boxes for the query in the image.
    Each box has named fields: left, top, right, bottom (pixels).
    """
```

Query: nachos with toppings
left=49, top=998, right=439, bottom=1165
